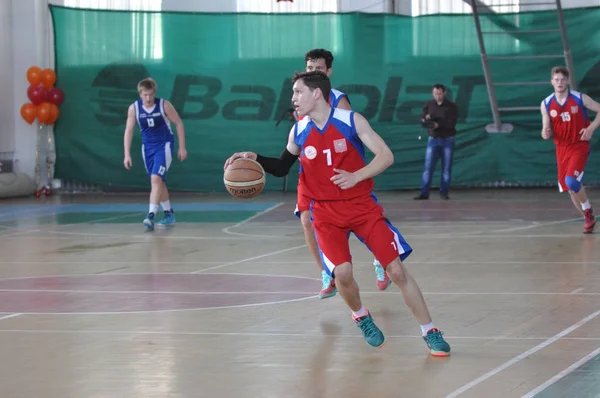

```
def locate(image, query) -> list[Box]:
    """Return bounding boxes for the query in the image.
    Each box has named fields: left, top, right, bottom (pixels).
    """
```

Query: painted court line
left=0, top=329, right=595, bottom=342
left=0, top=289, right=596, bottom=296
left=0, top=313, right=21, bottom=321
left=221, top=202, right=284, bottom=237
left=444, top=309, right=600, bottom=398
left=488, top=218, right=581, bottom=233
left=191, top=244, right=307, bottom=273
left=521, top=347, right=600, bottom=398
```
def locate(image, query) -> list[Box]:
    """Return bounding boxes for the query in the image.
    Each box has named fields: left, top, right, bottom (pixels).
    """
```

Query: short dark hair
left=432, top=83, right=446, bottom=92
left=304, top=49, right=334, bottom=69
left=551, top=66, right=569, bottom=79
left=292, top=71, right=331, bottom=102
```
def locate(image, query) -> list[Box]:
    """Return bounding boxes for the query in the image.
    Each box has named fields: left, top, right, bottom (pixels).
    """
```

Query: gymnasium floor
left=0, top=188, right=598, bottom=398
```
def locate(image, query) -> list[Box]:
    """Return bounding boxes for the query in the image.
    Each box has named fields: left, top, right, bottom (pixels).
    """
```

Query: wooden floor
left=0, top=189, right=598, bottom=398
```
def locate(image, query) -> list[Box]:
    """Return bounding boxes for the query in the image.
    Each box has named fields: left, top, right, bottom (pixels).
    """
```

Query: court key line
left=191, top=244, right=307, bottom=273
left=445, top=309, right=600, bottom=398
left=0, top=313, right=21, bottom=321
left=221, top=202, right=285, bottom=239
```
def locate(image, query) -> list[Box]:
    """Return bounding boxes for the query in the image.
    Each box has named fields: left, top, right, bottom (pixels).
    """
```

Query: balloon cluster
left=20, top=66, right=65, bottom=125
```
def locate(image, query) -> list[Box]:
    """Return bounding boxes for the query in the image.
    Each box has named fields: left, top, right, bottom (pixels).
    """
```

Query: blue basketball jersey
left=134, top=98, right=174, bottom=147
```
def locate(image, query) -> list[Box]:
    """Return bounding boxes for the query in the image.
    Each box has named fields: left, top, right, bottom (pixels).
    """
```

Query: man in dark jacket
left=415, top=84, right=458, bottom=200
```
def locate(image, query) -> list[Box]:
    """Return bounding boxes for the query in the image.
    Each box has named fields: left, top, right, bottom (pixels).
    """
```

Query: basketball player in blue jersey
left=299, top=49, right=388, bottom=299
left=123, top=78, right=188, bottom=231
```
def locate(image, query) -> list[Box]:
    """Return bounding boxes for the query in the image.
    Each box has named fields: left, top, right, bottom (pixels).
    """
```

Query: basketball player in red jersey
left=224, top=71, right=451, bottom=355
left=541, top=66, right=600, bottom=233
left=298, top=49, right=388, bottom=300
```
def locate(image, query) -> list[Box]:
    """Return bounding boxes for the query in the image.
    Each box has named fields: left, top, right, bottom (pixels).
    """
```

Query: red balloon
left=27, top=85, right=47, bottom=106
left=48, top=87, right=65, bottom=106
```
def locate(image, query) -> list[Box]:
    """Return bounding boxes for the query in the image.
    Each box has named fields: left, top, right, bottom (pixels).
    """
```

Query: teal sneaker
left=158, top=210, right=176, bottom=226
left=353, top=311, right=386, bottom=348
left=143, top=213, right=155, bottom=231
left=318, top=270, right=337, bottom=299
left=374, top=259, right=391, bottom=291
left=423, top=328, right=451, bottom=357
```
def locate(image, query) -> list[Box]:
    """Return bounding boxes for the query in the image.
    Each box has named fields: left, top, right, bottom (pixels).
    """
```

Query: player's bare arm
left=123, top=104, right=136, bottom=169
left=336, top=96, right=352, bottom=111
left=540, top=101, right=553, bottom=140
left=224, top=126, right=300, bottom=176
left=164, top=100, right=188, bottom=161
left=331, top=113, right=394, bottom=190
left=580, top=94, right=600, bottom=141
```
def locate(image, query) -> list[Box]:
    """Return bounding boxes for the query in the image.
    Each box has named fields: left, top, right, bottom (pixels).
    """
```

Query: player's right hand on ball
left=224, top=152, right=257, bottom=170
left=123, top=156, right=132, bottom=170
left=541, top=128, right=552, bottom=140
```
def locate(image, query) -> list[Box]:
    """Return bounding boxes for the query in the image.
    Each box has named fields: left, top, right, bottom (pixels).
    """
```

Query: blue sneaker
left=143, top=213, right=155, bottom=231
left=318, top=270, right=337, bottom=299
left=353, top=311, right=385, bottom=348
left=157, top=210, right=176, bottom=226
left=423, top=328, right=451, bottom=357
left=374, top=259, right=391, bottom=291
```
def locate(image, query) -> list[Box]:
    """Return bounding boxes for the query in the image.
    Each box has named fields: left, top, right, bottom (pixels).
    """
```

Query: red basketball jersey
left=294, top=108, right=374, bottom=201
left=544, top=90, right=590, bottom=145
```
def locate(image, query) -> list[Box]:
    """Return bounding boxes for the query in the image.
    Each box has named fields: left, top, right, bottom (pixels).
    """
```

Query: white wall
left=0, top=1, right=15, bottom=157
left=4, top=0, right=599, bottom=184
left=10, top=0, right=51, bottom=181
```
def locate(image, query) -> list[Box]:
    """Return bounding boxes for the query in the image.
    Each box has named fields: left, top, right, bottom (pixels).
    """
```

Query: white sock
left=421, top=322, right=435, bottom=335
left=161, top=201, right=171, bottom=212
left=582, top=200, right=591, bottom=211
left=352, top=307, right=368, bottom=318
left=149, top=204, right=159, bottom=214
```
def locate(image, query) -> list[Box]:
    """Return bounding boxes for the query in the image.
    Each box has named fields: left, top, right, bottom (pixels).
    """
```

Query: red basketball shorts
left=294, top=193, right=311, bottom=218
left=556, top=142, right=590, bottom=192
left=309, top=194, right=412, bottom=275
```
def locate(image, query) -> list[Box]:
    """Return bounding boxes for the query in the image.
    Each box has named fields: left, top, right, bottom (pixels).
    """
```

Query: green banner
left=50, top=6, right=600, bottom=192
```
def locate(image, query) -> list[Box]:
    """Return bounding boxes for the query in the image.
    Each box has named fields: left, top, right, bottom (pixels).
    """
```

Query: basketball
left=223, top=158, right=266, bottom=199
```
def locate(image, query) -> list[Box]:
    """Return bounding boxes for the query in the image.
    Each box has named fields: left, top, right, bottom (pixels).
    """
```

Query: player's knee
left=333, top=263, right=353, bottom=285
left=565, top=176, right=581, bottom=193
left=300, top=211, right=312, bottom=229
left=386, top=260, right=407, bottom=285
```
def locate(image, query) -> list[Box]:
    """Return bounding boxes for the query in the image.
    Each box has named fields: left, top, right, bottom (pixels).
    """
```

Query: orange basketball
left=223, top=158, right=266, bottom=199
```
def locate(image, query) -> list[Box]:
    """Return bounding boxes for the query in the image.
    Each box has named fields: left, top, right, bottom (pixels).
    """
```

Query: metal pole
left=555, top=0, right=576, bottom=90
left=471, top=1, right=502, bottom=131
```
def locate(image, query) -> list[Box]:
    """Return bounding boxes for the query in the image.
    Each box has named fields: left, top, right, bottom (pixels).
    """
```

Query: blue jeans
left=419, top=136, right=455, bottom=196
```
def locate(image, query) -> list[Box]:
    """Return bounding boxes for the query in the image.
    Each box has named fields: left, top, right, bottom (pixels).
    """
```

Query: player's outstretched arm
left=540, top=101, right=553, bottom=140
left=580, top=94, right=600, bottom=141
left=223, top=126, right=301, bottom=177
left=331, top=113, right=393, bottom=190
left=164, top=100, right=187, bottom=161
left=123, top=104, right=136, bottom=170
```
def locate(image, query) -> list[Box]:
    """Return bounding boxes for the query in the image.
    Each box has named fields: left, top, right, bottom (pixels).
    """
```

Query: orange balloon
left=47, top=103, right=60, bottom=124
left=36, top=102, right=53, bottom=124
left=20, top=103, right=37, bottom=124
left=41, top=68, right=56, bottom=89
left=27, top=66, right=42, bottom=86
